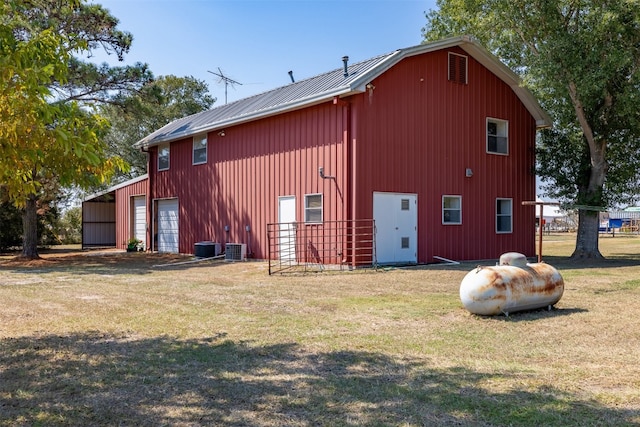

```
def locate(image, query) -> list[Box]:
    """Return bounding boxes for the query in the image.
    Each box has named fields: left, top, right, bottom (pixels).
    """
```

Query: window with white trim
left=442, top=195, right=462, bottom=225
left=487, top=118, right=508, bottom=155
left=304, top=194, right=323, bottom=223
left=158, top=143, right=170, bottom=171
left=448, top=52, right=468, bottom=84
left=496, top=198, right=513, bottom=233
left=193, top=134, right=207, bottom=165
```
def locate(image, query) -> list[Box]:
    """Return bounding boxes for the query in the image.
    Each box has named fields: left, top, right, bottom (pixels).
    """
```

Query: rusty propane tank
left=459, top=252, right=564, bottom=316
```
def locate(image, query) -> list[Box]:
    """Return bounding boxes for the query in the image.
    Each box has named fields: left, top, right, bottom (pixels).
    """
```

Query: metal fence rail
left=266, top=219, right=376, bottom=274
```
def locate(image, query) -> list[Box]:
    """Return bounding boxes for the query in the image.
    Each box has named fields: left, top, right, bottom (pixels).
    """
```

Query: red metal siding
left=147, top=46, right=538, bottom=263
left=149, top=103, right=349, bottom=258
left=114, top=178, right=148, bottom=250
left=352, top=47, right=536, bottom=262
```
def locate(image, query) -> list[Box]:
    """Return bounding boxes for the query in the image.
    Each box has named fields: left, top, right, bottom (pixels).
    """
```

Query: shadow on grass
left=1, top=333, right=637, bottom=426
left=411, top=255, right=640, bottom=273
left=0, top=251, right=232, bottom=278
left=483, top=307, right=589, bottom=322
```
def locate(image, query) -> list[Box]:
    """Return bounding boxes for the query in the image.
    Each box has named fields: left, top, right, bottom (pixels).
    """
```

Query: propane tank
left=459, top=252, right=564, bottom=316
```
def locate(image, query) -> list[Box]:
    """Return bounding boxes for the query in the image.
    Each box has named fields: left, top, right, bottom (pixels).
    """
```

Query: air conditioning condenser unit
left=225, top=243, right=247, bottom=261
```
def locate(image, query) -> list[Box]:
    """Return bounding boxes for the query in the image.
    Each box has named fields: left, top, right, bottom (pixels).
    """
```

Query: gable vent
left=448, top=52, right=468, bottom=85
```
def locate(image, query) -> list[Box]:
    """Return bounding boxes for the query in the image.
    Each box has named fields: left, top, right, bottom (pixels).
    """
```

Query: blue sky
left=90, top=0, right=437, bottom=104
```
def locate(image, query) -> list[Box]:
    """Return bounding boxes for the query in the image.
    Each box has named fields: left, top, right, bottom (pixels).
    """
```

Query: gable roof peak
left=136, top=36, right=549, bottom=148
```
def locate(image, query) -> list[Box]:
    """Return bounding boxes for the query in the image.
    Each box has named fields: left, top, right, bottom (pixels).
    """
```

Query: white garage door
left=373, top=192, right=418, bottom=265
left=157, top=199, right=179, bottom=253
left=133, top=196, right=146, bottom=248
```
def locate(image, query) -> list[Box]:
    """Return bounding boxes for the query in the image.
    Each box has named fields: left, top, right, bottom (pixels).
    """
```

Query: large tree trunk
left=571, top=209, right=603, bottom=259
left=567, top=81, right=606, bottom=260
left=21, top=194, right=40, bottom=259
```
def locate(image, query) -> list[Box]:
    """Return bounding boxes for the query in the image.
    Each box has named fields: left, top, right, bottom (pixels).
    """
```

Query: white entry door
left=157, top=198, right=179, bottom=253
left=132, top=196, right=146, bottom=248
left=373, top=192, right=418, bottom=264
left=278, top=196, right=296, bottom=261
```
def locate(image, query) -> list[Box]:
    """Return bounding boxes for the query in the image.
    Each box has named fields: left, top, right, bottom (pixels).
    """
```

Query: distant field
left=1, top=236, right=639, bottom=426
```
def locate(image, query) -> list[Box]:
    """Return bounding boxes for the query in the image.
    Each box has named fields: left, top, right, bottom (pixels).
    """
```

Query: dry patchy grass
left=1, top=236, right=639, bottom=426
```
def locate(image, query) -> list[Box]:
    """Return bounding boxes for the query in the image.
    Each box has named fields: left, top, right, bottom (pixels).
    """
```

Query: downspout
left=141, top=145, right=152, bottom=252
left=345, top=100, right=356, bottom=268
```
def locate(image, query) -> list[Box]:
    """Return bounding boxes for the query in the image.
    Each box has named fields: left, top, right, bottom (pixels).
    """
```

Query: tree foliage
left=57, top=205, right=82, bottom=244
left=423, top=0, right=640, bottom=258
left=0, top=0, right=152, bottom=259
left=0, top=188, right=60, bottom=251
left=101, top=75, right=215, bottom=180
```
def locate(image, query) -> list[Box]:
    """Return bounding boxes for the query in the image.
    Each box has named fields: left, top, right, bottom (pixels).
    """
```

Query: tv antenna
left=208, top=68, right=242, bottom=104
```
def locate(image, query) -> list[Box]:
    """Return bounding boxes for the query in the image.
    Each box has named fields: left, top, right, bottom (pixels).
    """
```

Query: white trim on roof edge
left=83, top=174, right=148, bottom=202
left=135, top=36, right=550, bottom=149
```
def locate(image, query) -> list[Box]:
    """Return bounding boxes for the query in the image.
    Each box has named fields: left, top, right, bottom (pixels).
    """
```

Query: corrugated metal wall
left=150, top=103, right=348, bottom=258
left=82, top=201, right=116, bottom=247
left=352, top=47, right=536, bottom=262
left=147, top=46, right=537, bottom=263
left=114, top=178, right=148, bottom=250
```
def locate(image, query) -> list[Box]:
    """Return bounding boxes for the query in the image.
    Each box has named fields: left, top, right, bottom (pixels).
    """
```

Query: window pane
left=447, top=210, right=461, bottom=223
left=496, top=136, right=508, bottom=154
left=497, top=216, right=512, bottom=232
left=193, top=137, right=207, bottom=164
left=306, top=195, right=321, bottom=208
left=401, top=237, right=410, bottom=249
left=443, top=197, right=460, bottom=209
left=306, top=209, right=322, bottom=223
left=443, top=196, right=462, bottom=224
left=193, top=148, right=206, bottom=164
left=488, top=135, right=497, bottom=152
left=487, top=119, right=508, bottom=154
left=305, top=194, right=322, bottom=223
left=497, top=199, right=511, bottom=214
left=158, top=145, right=169, bottom=170
left=496, top=199, right=512, bottom=233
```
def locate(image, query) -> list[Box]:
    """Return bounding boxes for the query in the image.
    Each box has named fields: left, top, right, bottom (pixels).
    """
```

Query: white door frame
left=278, top=195, right=296, bottom=261
left=132, top=195, right=146, bottom=249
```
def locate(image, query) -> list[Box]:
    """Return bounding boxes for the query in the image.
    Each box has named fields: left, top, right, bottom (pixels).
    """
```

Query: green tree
left=57, top=205, right=82, bottom=244
left=0, top=0, right=152, bottom=259
left=0, top=187, right=61, bottom=251
left=424, top=0, right=640, bottom=259
left=102, top=75, right=215, bottom=180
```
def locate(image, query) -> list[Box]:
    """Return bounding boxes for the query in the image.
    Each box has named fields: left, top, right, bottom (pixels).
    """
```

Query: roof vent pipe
left=342, top=56, right=349, bottom=77
left=288, top=70, right=295, bottom=83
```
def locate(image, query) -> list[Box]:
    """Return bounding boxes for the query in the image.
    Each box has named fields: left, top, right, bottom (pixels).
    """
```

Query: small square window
left=487, top=118, right=508, bottom=155
left=193, top=134, right=207, bottom=165
left=443, top=195, right=462, bottom=225
left=305, top=194, right=322, bottom=223
left=401, top=199, right=410, bottom=211
left=158, top=143, right=170, bottom=171
left=401, top=237, right=410, bottom=249
left=496, top=198, right=513, bottom=233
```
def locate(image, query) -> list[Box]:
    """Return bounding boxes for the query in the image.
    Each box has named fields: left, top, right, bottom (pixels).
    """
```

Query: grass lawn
left=1, top=235, right=639, bottom=426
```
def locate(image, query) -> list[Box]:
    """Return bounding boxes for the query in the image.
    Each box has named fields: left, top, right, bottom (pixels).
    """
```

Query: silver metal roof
left=83, top=174, right=148, bottom=202
left=136, top=36, right=550, bottom=148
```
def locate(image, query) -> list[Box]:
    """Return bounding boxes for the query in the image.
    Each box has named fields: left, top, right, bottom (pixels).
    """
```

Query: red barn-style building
left=102, top=36, right=551, bottom=265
